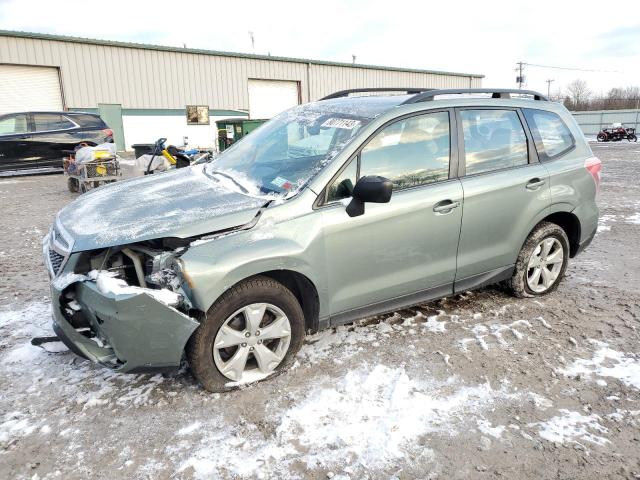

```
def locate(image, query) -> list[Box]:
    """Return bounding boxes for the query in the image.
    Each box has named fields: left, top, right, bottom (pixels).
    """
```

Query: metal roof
left=0, top=30, right=484, bottom=79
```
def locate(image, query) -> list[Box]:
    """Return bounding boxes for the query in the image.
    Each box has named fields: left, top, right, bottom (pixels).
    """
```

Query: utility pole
left=352, top=54, right=356, bottom=64
left=248, top=31, right=255, bottom=52
left=546, top=79, right=555, bottom=100
left=516, top=61, right=525, bottom=89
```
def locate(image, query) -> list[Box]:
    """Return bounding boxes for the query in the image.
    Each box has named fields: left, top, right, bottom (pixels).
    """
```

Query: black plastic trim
left=453, top=265, right=514, bottom=293
left=404, top=88, right=548, bottom=104
left=321, top=88, right=435, bottom=100
left=330, top=283, right=453, bottom=327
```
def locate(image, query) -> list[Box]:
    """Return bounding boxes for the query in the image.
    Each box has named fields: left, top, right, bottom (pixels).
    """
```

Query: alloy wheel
left=213, top=303, right=292, bottom=383
left=526, top=237, right=564, bottom=293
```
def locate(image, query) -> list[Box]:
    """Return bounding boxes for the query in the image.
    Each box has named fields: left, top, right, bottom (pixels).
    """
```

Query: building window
left=186, top=105, right=210, bottom=125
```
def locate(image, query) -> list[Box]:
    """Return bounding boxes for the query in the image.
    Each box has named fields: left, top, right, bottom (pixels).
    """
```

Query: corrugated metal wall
left=572, top=109, right=640, bottom=135
left=0, top=34, right=481, bottom=111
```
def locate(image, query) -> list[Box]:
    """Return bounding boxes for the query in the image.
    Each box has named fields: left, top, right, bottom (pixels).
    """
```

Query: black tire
left=187, top=276, right=305, bottom=392
left=596, top=133, right=607, bottom=142
left=628, top=134, right=637, bottom=142
left=79, top=182, right=87, bottom=194
left=67, top=177, right=79, bottom=193
left=503, top=221, right=570, bottom=298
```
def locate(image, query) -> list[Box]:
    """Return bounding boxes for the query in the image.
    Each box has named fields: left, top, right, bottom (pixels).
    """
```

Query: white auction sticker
left=321, top=118, right=361, bottom=130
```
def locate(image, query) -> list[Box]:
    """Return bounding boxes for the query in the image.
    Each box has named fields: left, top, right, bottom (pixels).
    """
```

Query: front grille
left=48, top=248, right=65, bottom=275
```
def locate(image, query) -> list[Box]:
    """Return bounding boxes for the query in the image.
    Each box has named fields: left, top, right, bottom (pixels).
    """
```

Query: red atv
left=597, top=124, right=637, bottom=142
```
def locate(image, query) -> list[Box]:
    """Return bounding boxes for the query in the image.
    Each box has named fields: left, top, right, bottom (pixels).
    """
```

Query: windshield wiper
left=209, top=170, right=249, bottom=194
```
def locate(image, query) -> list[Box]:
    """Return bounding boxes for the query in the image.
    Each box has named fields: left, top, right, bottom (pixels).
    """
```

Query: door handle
left=526, top=178, right=546, bottom=190
left=433, top=200, right=460, bottom=214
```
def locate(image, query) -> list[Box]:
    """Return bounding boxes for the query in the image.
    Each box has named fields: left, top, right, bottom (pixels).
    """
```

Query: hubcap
left=526, top=237, right=564, bottom=293
left=213, top=303, right=291, bottom=383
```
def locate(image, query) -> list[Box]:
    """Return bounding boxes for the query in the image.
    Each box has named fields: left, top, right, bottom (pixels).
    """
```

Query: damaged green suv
left=44, top=88, right=600, bottom=391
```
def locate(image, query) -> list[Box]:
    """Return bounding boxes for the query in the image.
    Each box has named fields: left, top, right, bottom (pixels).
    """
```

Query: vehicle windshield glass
left=205, top=103, right=378, bottom=196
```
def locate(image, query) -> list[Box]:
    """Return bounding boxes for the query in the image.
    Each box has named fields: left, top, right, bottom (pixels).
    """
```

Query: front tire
left=504, top=221, right=570, bottom=298
left=596, top=132, right=607, bottom=142
left=187, top=276, right=305, bottom=392
left=67, top=177, right=79, bottom=193
left=628, top=134, right=637, bottom=142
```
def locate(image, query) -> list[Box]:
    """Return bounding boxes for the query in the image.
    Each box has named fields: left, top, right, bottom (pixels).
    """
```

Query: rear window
left=71, top=114, right=106, bottom=128
left=523, top=109, right=575, bottom=160
left=33, top=113, right=76, bottom=132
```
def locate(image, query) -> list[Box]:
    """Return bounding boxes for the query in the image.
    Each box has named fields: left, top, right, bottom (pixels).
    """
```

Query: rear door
left=0, top=113, right=35, bottom=171
left=320, top=110, right=464, bottom=322
left=30, top=113, right=79, bottom=168
left=455, top=107, right=551, bottom=286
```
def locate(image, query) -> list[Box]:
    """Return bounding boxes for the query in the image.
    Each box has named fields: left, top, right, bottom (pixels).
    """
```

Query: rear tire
left=596, top=133, right=607, bottom=142
left=187, top=276, right=305, bottom=392
left=504, top=221, right=570, bottom=298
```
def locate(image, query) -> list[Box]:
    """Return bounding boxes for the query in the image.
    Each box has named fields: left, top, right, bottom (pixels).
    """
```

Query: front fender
left=180, top=214, right=328, bottom=317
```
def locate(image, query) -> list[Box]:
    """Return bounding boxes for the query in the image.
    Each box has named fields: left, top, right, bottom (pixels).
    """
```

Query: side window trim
left=455, top=106, right=539, bottom=178
left=521, top=108, right=576, bottom=162
left=316, top=108, right=456, bottom=208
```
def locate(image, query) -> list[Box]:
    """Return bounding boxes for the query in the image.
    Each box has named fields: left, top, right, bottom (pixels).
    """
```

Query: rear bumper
left=50, top=279, right=199, bottom=373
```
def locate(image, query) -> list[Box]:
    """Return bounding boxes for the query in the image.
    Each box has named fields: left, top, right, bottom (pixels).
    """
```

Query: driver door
left=319, top=110, right=464, bottom=324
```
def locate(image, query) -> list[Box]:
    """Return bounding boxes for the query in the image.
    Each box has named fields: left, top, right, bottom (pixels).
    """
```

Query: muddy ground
left=1, top=142, right=639, bottom=479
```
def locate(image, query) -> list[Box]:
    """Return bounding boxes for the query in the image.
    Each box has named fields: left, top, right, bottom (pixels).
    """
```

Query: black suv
left=0, top=111, right=113, bottom=173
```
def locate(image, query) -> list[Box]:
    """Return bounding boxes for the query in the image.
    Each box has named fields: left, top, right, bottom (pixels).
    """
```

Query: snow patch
left=422, top=315, right=447, bottom=333
left=558, top=342, right=640, bottom=390
left=89, top=270, right=181, bottom=306
left=533, top=409, right=609, bottom=446
left=625, top=213, right=640, bottom=224
left=276, top=365, right=516, bottom=470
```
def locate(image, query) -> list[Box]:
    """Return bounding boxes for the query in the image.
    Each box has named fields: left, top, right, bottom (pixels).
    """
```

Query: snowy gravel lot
left=1, top=142, right=639, bottom=479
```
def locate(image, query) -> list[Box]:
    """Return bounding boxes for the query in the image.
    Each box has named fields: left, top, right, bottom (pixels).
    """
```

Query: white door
left=248, top=79, right=299, bottom=119
left=0, top=65, right=63, bottom=115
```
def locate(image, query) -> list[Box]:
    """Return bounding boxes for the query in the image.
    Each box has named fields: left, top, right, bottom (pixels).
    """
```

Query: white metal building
left=0, top=30, right=483, bottom=150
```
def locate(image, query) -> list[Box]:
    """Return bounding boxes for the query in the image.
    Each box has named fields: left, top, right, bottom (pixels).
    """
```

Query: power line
left=523, top=62, right=623, bottom=74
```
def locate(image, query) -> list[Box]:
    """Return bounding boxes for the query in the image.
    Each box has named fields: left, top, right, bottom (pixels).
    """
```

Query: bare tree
left=564, top=79, right=591, bottom=111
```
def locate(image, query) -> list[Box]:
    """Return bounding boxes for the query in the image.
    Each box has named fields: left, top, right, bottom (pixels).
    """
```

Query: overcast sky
left=1, top=0, right=638, bottom=97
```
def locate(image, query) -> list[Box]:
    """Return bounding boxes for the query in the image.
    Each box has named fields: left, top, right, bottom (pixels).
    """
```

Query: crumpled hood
left=58, top=165, right=267, bottom=252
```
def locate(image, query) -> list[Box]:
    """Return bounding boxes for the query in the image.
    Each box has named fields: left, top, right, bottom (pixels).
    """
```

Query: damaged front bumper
left=50, top=278, right=199, bottom=373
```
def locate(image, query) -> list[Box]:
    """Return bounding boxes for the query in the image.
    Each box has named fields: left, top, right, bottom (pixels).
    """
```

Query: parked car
left=0, top=111, right=113, bottom=173
left=43, top=88, right=600, bottom=392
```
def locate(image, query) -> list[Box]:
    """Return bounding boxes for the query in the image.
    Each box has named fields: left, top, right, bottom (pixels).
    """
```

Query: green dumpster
left=217, top=118, right=267, bottom=152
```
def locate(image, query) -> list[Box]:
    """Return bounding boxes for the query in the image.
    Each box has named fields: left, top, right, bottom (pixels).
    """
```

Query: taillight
left=102, top=128, right=113, bottom=138
left=585, top=156, right=602, bottom=192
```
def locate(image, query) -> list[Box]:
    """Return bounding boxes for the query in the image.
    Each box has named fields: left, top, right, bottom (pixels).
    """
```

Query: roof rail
left=320, top=87, right=435, bottom=100
left=402, top=88, right=548, bottom=104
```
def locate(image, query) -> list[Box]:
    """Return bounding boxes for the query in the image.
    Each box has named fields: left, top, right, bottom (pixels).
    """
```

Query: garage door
left=248, top=79, right=300, bottom=119
left=0, top=65, right=63, bottom=115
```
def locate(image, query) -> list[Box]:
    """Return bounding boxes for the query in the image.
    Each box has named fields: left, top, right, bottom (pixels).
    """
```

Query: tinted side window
left=33, top=114, right=75, bottom=132
left=327, top=158, right=357, bottom=202
left=461, top=110, right=528, bottom=175
left=359, top=111, right=450, bottom=190
left=0, top=114, right=29, bottom=135
left=523, top=109, right=575, bottom=160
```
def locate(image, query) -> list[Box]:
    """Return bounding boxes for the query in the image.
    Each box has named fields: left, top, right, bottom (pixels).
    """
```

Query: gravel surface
left=1, top=143, right=639, bottom=479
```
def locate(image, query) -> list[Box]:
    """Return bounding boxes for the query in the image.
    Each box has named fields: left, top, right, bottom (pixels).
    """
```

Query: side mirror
left=346, top=175, right=393, bottom=217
